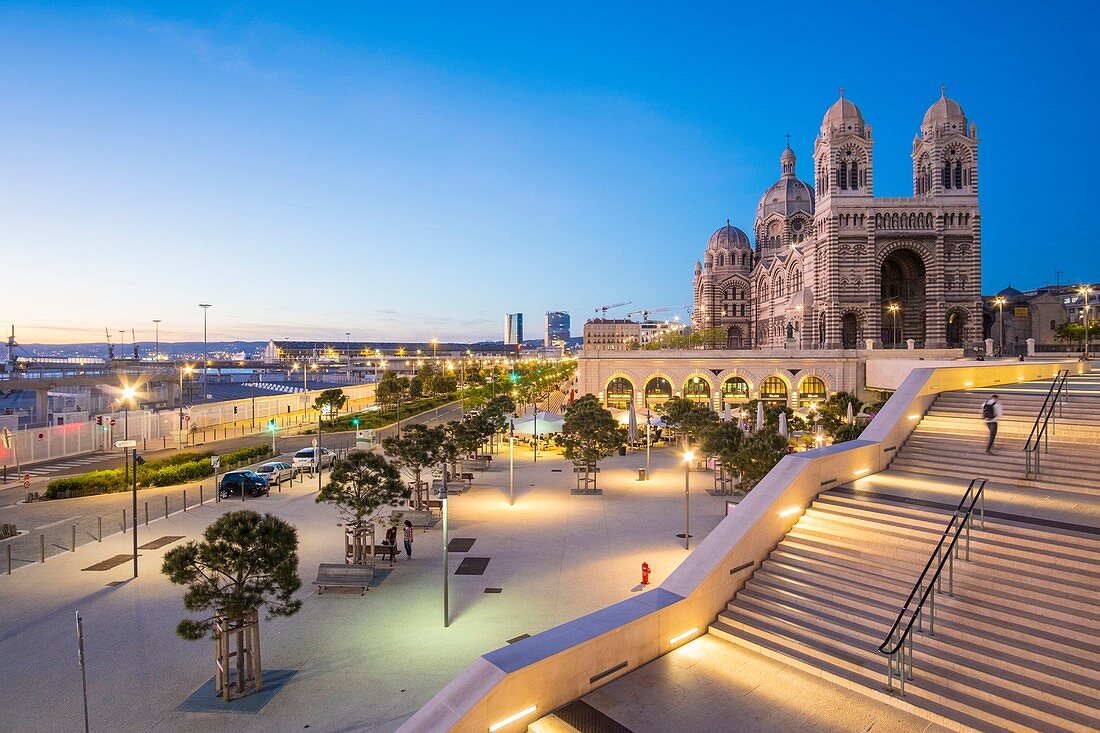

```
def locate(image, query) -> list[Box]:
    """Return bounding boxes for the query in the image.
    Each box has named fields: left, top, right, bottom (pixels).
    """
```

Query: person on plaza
left=402, top=519, right=414, bottom=559
left=982, top=394, right=1003, bottom=454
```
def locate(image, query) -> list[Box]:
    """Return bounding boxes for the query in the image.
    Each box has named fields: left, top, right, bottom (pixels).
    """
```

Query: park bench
left=460, top=457, right=490, bottom=472
left=372, top=543, right=400, bottom=564
left=314, top=563, right=374, bottom=595
left=400, top=509, right=436, bottom=527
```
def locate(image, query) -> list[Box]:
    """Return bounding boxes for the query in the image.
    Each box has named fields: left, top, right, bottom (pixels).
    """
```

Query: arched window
left=643, top=377, right=672, bottom=409
left=760, top=376, right=788, bottom=404
left=605, top=377, right=634, bottom=410
left=717, top=253, right=724, bottom=267
left=683, top=376, right=711, bottom=406
left=943, top=163, right=952, bottom=189
left=839, top=163, right=848, bottom=190
left=953, top=162, right=963, bottom=189
left=721, top=377, right=749, bottom=405
left=798, top=376, right=827, bottom=407
left=774, top=275, right=784, bottom=296
left=850, top=161, right=859, bottom=189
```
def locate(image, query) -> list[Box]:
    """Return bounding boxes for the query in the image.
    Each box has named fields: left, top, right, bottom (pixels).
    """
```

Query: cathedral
left=692, top=90, right=982, bottom=350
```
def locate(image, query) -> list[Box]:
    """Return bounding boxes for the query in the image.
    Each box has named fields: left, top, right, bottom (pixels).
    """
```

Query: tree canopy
left=162, top=511, right=302, bottom=640
left=731, top=431, right=789, bottom=491
left=659, top=396, right=719, bottom=445
left=317, top=450, right=408, bottom=528
left=314, top=388, right=349, bottom=423
left=700, top=421, right=744, bottom=466
left=561, top=395, right=624, bottom=466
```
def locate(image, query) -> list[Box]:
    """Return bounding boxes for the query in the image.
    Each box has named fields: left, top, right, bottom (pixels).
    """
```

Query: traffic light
left=95, top=416, right=102, bottom=425
left=510, top=370, right=519, bottom=384
left=351, top=417, right=360, bottom=428
left=233, top=406, right=238, bottom=415
left=267, top=420, right=277, bottom=432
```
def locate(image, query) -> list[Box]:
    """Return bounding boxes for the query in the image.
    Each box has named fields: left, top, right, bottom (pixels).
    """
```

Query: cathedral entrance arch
left=946, top=309, right=968, bottom=348
left=727, top=325, right=745, bottom=349
left=841, top=312, right=860, bottom=348
left=880, top=248, right=927, bottom=346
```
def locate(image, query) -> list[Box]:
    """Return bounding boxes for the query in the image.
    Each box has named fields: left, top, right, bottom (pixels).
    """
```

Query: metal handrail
left=1024, top=369, right=1069, bottom=478
left=878, top=477, right=987, bottom=696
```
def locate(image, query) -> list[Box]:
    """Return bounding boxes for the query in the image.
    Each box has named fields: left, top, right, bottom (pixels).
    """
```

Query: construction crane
left=594, top=301, right=631, bottom=317
left=626, top=305, right=691, bottom=322
left=104, top=327, right=115, bottom=360
left=132, top=328, right=138, bottom=360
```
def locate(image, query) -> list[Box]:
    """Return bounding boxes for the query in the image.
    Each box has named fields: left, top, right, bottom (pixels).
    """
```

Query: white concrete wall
left=399, top=358, right=1083, bottom=733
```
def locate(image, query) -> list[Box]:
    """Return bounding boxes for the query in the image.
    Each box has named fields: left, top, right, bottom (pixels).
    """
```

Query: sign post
left=211, top=455, right=220, bottom=503
left=116, top=441, right=140, bottom=576
left=1, top=427, right=19, bottom=479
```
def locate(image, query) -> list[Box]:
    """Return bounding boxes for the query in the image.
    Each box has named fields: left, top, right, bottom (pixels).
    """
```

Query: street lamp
left=431, top=337, right=438, bottom=359
left=178, top=364, right=193, bottom=450
left=152, top=319, right=161, bottom=362
left=992, top=296, right=1007, bottom=356
left=682, top=450, right=694, bottom=550
left=345, top=332, right=352, bottom=383
left=1078, top=286, right=1093, bottom=360
left=887, top=303, right=900, bottom=348
left=199, top=304, right=212, bottom=400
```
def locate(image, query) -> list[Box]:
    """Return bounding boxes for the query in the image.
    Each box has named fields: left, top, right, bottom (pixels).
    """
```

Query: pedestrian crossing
left=17, top=454, right=116, bottom=478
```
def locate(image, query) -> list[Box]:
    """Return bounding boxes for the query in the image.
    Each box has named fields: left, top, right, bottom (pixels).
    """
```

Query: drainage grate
left=138, top=535, right=185, bottom=550
left=553, top=700, right=634, bottom=733
left=570, top=489, right=603, bottom=496
left=455, top=557, right=490, bottom=575
left=83, top=554, right=138, bottom=572
left=484, top=587, right=502, bottom=594
left=447, top=537, right=476, bottom=552
left=506, top=634, right=530, bottom=644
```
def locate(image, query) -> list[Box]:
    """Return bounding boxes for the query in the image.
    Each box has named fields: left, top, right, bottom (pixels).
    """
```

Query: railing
left=1024, top=369, right=1070, bottom=478
left=878, top=477, right=987, bottom=696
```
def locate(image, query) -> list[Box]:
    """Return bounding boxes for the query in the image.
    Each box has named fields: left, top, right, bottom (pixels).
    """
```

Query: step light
left=669, top=627, right=699, bottom=646
left=854, top=468, right=869, bottom=476
left=779, top=506, right=801, bottom=517
left=488, top=704, right=538, bottom=732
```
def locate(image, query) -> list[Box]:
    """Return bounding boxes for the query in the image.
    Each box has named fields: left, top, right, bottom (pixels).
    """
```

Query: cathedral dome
left=708, top=221, right=751, bottom=251
left=822, top=94, right=864, bottom=130
left=922, top=88, right=967, bottom=132
left=756, top=146, right=815, bottom=221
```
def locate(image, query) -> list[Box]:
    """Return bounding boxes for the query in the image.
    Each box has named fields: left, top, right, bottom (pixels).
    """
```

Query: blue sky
left=2, top=2, right=1096, bottom=343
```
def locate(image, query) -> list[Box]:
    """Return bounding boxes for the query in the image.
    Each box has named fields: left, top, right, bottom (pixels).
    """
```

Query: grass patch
left=322, top=395, right=458, bottom=432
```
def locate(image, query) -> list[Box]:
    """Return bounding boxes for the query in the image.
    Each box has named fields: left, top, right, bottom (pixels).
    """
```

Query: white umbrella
left=755, top=401, right=764, bottom=432
left=627, top=400, right=639, bottom=443
left=846, top=400, right=854, bottom=425
left=512, top=411, right=563, bottom=436
left=722, top=404, right=732, bottom=422
left=614, top=410, right=665, bottom=427
left=779, top=411, right=788, bottom=439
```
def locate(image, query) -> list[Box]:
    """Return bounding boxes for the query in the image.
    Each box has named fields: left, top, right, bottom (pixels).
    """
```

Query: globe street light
left=683, top=450, right=694, bottom=550
left=152, top=319, right=161, bottom=362
left=178, top=364, right=193, bottom=450
left=199, top=304, right=212, bottom=400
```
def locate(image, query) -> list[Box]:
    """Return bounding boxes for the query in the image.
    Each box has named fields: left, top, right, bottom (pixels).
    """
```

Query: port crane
left=594, top=301, right=631, bottom=317
left=626, top=305, right=691, bottom=322
left=104, top=327, right=115, bottom=360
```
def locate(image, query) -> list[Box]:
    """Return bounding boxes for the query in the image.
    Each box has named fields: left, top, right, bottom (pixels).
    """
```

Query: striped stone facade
left=693, top=90, right=982, bottom=351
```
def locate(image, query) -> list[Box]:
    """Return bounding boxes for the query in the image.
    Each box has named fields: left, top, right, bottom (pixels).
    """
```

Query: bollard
left=72, top=525, right=76, bottom=552
left=165, top=496, right=169, bottom=519
left=98, top=516, right=102, bottom=542
left=6, top=544, right=10, bottom=574
left=200, top=485, right=204, bottom=506
left=144, top=502, right=149, bottom=526
left=183, top=489, right=187, bottom=512
left=40, top=534, right=45, bottom=563
left=122, top=509, right=127, bottom=533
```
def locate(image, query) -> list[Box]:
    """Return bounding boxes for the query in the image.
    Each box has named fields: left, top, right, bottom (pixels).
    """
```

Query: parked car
left=255, top=461, right=297, bottom=485
left=292, top=447, right=335, bottom=471
left=219, top=470, right=270, bottom=498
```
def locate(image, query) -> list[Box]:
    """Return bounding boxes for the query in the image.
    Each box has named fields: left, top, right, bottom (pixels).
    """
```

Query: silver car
left=255, top=461, right=297, bottom=485
left=292, top=447, right=335, bottom=471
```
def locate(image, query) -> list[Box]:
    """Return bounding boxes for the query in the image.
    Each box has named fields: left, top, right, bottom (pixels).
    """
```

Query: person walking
left=982, top=394, right=1003, bottom=454
left=402, top=519, right=414, bottom=559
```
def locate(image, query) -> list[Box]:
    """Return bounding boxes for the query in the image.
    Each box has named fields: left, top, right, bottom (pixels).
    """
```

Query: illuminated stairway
left=709, top=487, right=1100, bottom=732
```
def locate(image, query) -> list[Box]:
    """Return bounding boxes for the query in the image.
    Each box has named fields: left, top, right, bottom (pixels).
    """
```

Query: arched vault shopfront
left=759, top=376, right=789, bottom=405
left=643, top=377, right=673, bottom=409
left=683, top=376, right=711, bottom=405
left=605, top=377, right=634, bottom=409
left=720, top=376, right=750, bottom=409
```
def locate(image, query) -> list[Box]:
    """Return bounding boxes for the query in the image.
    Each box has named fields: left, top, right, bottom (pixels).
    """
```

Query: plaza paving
left=0, top=442, right=734, bottom=733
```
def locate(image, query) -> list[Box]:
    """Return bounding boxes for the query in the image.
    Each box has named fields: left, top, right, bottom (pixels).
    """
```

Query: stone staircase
left=889, top=378, right=1100, bottom=494
left=710, top=486, right=1100, bottom=732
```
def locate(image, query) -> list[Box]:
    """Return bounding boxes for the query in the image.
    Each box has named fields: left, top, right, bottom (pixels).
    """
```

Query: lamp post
left=887, top=303, right=900, bottom=348
left=993, top=296, right=1007, bottom=356
left=508, top=419, right=515, bottom=506
left=683, top=450, right=694, bottom=550
left=152, top=319, right=161, bottom=362
left=1079, top=286, right=1093, bottom=360
left=345, top=332, right=352, bottom=383
left=431, top=337, right=438, bottom=360
left=119, top=385, right=134, bottom=481
left=199, top=304, right=212, bottom=400
left=178, top=364, right=193, bottom=450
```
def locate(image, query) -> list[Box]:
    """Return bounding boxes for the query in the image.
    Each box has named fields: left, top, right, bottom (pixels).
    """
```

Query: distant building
left=583, top=319, right=641, bottom=351
left=983, top=282, right=1100, bottom=354
left=504, top=313, right=524, bottom=346
left=544, top=311, right=570, bottom=346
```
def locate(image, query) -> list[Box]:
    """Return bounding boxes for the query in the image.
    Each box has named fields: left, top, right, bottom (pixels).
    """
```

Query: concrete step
left=723, top=597, right=1100, bottom=731
left=885, top=457, right=1095, bottom=493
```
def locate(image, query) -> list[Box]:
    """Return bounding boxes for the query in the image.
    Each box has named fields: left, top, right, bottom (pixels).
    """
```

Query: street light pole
left=993, top=296, right=1007, bottom=356
left=1079, top=286, right=1092, bottom=361
left=683, top=450, right=693, bottom=550
left=441, top=461, right=449, bottom=627
left=508, top=420, right=515, bottom=506
left=199, top=304, right=212, bottom=400
left=152, top=319, right=161, bottom=362
left=346, top=332, right=352, bottom=383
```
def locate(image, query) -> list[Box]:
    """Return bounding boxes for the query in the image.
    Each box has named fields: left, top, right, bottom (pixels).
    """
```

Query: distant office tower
left=544, top=311, right=570, bottom=346
left=504, top=313, right=524, bottom=345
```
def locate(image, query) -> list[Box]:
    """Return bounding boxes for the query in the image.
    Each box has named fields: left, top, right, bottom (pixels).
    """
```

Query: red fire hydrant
left=641, top=562, right=651, bottom=586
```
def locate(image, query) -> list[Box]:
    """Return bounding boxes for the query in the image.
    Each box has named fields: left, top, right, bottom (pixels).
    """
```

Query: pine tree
left=317, top=451, right=408, bottom=563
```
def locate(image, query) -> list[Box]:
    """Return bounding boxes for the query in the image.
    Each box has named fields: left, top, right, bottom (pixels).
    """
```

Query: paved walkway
left=0, top=443, right=728, bottom=732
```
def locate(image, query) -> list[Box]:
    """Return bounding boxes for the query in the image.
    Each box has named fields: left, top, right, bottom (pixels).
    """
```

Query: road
left=0, top=401, right=463, bottom=570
